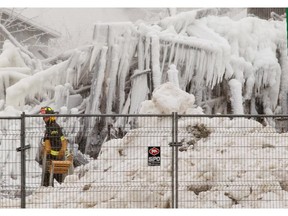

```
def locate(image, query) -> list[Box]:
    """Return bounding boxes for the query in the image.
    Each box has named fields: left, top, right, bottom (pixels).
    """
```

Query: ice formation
left=0, top=9, right=287, bottom=170
left=0, top=10, right=287, bottom=118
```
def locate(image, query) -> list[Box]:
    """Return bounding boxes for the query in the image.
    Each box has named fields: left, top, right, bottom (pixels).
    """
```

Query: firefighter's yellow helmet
left=40, top=107, right=56, bottom=121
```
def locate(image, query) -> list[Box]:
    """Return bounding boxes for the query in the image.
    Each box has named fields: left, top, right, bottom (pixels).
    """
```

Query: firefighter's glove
left=58, top=138, right=67, bottom=159
left=57, top=149, right=65, bottom=159
left=44, top=140, right=51, bottom=154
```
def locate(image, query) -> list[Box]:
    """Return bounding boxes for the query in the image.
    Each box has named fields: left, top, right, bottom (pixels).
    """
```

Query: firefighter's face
left=40, top=108, right=49, bottom=122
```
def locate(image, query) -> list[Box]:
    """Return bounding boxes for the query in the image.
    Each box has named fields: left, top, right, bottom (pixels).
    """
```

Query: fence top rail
left=1, top=113, right=288, bottom=118
left=178, top=114, right=288, bottom=118
left=25, top=113, right=173, bottom=118
left=0, top=116, right=22, bottom=120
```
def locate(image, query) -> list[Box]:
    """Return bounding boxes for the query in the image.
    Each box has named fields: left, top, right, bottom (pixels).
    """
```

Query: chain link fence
left=1, top=114, right=288, bottom=208
left=0, top=117, right=22, bottom=207
left=177, top=114, right=288, bottom=208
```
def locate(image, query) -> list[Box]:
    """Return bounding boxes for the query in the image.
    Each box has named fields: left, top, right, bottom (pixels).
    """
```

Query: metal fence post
left=170, top=112, right=180, bottom=208
left=171, top=112, right=175, bottom=208
left=16, top=112, right=30, bottom=208
left=20, top=112, right=26, bottom=208
left=174, top=112, right=179, bottom=208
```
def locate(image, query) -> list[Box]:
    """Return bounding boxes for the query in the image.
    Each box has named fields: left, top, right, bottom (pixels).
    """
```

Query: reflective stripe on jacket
left=50, top=149, right=59, bottom=156
left=50, top=149, right=69, bottom=156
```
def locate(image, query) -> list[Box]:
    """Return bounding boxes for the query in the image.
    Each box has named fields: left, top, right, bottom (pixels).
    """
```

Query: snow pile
left=139, top=82, right=198, bottom=115
left=1, top=83, right=288, bottom=208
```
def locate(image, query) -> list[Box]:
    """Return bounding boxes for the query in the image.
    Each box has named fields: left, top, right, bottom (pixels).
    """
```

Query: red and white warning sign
left=148, top=146, right=161, bottom=166
left=149, top=147, right=160, bottom=156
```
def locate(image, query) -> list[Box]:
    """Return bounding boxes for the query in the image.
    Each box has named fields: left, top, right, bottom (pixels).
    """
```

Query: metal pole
left=174, top=112, right=179, bottom=208
left=171, top=112, right=175, bottom=208
left=286, top=8, right=288, bottom=51
left=20, top=112, right=26, bottom=208
left=169, top=112, right=180, bottom=208
left=170, top=112, right=180, bottom=208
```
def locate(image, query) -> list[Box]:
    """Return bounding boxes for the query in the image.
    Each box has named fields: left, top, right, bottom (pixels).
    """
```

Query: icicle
left=160, top=41, right=168, bottom=74
left=89, top=44, right=102, bottom=71
left=173, top=42, right=180, bottom=67
left=215, top=48, right=225, bottom=87
left=201, top=51, right=208, bottom=85
left=181, top=49, right=190, bottom=87
left=167, top=64, right=180, bottom=88
left=278, top=45, right=288, bottom=114
left=118, top=30, right=138, bottom=113
left=178, top=44, right=186, bottom=67
left=168, top=42, right=175, bottom=67
left=138, top=36, right=145, bottom=71
left=75, top=50, right=91, bottom=88
left=194, top=50, right=206, bottom=86
left=65, top=50, right=81, bottom=85
left=115, top=92, right=131, bottom=129
left=261, top=89, right=275, bottom=119
left=183, top=49, right=196, bottom=86
left=205, top=52, right=216, bottom=87
left=228, top=79, right=244, bottom=114
left=269, top=66, right=282, bottom=110
left=244, top=75, right=255, bottom=100
left=144, top=36, right=150, bottom=70
left=129, top=69, right=149, bottom=115
left=106, top=45, right=120, bottom=114
left=151, top=35, right=162, bottom=89
left=88, top=46, right=108, bottom=115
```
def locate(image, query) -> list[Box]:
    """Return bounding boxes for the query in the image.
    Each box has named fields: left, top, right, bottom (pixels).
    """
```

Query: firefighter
left=40, top=106, right=67, bottom=187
